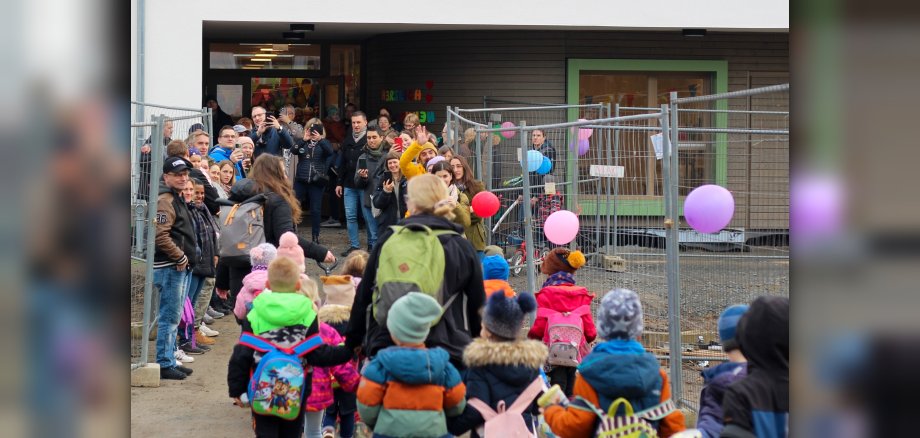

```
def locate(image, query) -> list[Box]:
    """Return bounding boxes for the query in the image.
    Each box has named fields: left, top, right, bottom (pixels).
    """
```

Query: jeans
left=323, top=389, right=357, bottom=438
left=153, top=267, right=191, bottom=369
left=343, top=187, right=378, bottom=249
left=295, top=180, right=327, bottom=239
left=303, top=411, right=324, bottom=438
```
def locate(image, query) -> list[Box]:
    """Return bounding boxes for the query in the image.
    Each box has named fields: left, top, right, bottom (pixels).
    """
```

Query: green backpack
left=372, top=224, right=459, bottom=326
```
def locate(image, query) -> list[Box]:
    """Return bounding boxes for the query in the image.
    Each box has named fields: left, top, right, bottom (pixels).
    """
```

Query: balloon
left=471, top=191, right=501, bottom=217
left=544, top=210, right=580, bottom=245
left=536, top=156, right=552, bottom=175
left=524, top=150, right=544, bottom=172
left=571, top=139, right=590, bottom=156
left=577, top=118, right=593, bottom=140
left=500, top=121, right=516, bottom=139
left=683, top=184, right=735, bottom=233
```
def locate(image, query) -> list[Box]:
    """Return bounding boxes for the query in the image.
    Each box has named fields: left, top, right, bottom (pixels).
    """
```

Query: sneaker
left=175, top=358, right=183, bottom=366
left=175, top=348, right=195, bottom=363
left=206, top=307, right=225, bottom=319
left=160, top=367, right=187, bottom=380
left=196, top=331, right=216, bottom=345
left=199, top=322, right=220, bottom=337
left=321, top=219, right=342, bottom=228
left=340, top=246, right=360, bottom=257
left=203, top=313, right=215, bottom=325
left=321, top=426, right=335, bottom=438
left=180, top=343, right=206, bottom=355
left=197, top=344, right=211, bottom=352
left=175, top=365, right=194, bottom=376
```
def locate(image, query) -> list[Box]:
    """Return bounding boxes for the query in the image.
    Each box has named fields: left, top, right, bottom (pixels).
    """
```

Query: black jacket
left=153, top=185, right=197, bottom=268
left=528, top=141, right=556, bottom=196
left=188, top=202, right=219, bottom=277
left=336, top=132, right=367, bottom=188
left=371, top=173, right=408, bottom=230
left=353, top=150, right=385, bottom=208
left=188, top=167, right=220, bottom=215
left=721, top=296, right=789, bottom=438
left=250, top=127, right=294, bottom=158
left=293, top=138, right=334, bottom=183
left=344, top=213, right=486, bottom=368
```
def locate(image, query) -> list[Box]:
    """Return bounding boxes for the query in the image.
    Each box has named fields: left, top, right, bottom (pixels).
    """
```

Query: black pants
left=548, top=365, right=577, bottom=397
left=294, top=180, right=326, bottom=239
left=252, top=412, right=305, bottom=438
left=220, top=256, right=252, bottom=310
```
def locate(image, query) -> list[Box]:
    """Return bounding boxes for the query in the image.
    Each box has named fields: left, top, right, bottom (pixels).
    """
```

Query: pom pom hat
left=540, top=248, right=586, bottom=275
left=483, top=292, right=537, bottom=340
left=275, top=231, right=305, bottom=271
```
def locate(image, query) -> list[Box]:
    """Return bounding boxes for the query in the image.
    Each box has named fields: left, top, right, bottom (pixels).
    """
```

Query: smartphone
left=357, top=156, right=368, bottom=170
left=234, top=142, right=241, bottom=149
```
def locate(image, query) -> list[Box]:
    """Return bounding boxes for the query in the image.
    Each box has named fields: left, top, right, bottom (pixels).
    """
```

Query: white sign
left=545, top=182, right=556, bottom=195
left=589, top=165, right=624, bottom=178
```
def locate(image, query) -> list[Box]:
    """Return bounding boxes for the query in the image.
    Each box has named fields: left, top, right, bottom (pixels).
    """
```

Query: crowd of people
left=144, top=102, right=788, bottom=438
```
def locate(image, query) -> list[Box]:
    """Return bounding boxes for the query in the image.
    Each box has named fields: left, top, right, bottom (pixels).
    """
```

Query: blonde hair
left=267, top=257, right=301, bottom=292
left=305, top=118, right=325, bottom=139
left=404, top=113, right=420, bottom=126
left=299, top=275, right=320, bottom=311
left=407, top=174, right=456, bottom=221
left=340, top=250, right=369, bottom=277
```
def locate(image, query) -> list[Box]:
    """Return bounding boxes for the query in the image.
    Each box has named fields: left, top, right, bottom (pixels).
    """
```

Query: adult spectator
left=278, top=104, right=304, bottom=140
left=187, top=130, right=211, bottom=157
left=238, top=136, right=255, bottom=174
left=529, top=129, right=556, bottom=204
left=335, top=111, right=373, bottom=256
left=376, top=114, right=397, bottom=144
left=138, top=120, right=173, bottom=201
left=249, top=105, right=294, bottom=158
left=165, top=138, right=219, bottom=215
left=237, top=117, right=254, bottom=133
left=323, top=106, right=346, bottom=145
left=344, top=174, right=486, bottom=370
left=208, top=125, right=246, bottom=180
left=153, top=156, right=197, bottom=380
left=206, top=97, right=234, bottom=131
left=293, top=123, right=335, bottom=243
left=372, top=150, right=407, bottom=230
left=353, top=128, right=386, bottom=249
left=399, top=125, right=439, bottom=180
left=367, top=107, right=391, bottom=130
left=450, top=156, right=486, bottom=258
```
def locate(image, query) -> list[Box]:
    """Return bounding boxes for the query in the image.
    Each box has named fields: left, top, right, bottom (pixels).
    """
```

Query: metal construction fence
left=131, top=104, right=213, bottom=370
left=446, top=84, right=789, bottom=414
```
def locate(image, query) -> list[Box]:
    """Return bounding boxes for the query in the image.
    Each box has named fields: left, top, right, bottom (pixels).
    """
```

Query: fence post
left=141, top=114, right=166, bottom=366
left=664, top=100, right=683, bottom=405
left=520, top=121, right=536, bottom=294
left=205, top=107, right=213, bottom=140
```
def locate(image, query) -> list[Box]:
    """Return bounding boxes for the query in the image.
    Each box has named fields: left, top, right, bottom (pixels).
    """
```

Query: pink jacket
left=234, top=270, right=268, bottom=320
left=305, top=322, right=360, bottom=411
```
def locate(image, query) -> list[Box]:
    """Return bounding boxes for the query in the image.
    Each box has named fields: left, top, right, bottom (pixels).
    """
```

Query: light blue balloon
left=537, top=156, right=552, bottom=175
left=524, top=150, right=544, bottom=172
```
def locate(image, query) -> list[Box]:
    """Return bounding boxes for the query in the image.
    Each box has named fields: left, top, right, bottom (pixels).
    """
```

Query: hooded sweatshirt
left=357, top=346, right=466, bottom=438
left=720, top=296, right=789, bottom=438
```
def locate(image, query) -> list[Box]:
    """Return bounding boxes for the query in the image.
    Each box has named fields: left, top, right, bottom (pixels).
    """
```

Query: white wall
left=133, top=0, right=789, bottom=108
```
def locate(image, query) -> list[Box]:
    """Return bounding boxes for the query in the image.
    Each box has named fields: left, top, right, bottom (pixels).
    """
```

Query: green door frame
left=566, top=59, right=728, bottom=216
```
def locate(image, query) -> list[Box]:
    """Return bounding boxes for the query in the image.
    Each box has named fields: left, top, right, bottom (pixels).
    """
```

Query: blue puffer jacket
left=578, top=340, right=663, bottom=416
left=697, top=361, right=748, bottom=438
left=208, top=146, right=244, bottom=180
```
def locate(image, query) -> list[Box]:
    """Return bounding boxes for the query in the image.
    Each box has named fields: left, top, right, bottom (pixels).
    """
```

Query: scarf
left=542, top=271, right=576, bottom=288
left=353, top=129, right=366, bottom=141
left=364, top=144, right=385, bottom=159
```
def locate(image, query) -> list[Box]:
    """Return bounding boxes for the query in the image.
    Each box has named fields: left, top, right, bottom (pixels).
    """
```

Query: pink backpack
left=467, top=377, right=543, bottom=438
left=538, top=305, right=591, bottom=366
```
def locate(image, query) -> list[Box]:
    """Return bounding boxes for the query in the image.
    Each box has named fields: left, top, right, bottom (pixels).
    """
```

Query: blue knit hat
left=482, top=254, right=510, bottom=281
left=718, top=304, right=749, bottom=351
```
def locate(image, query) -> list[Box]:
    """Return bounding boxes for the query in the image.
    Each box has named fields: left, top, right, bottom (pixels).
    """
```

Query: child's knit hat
left=718, top=304, right=749, bottom=351
left=386, top=292, right=442, bottom=345
left=540, top=248, right=586, bottom=275
left=596, top=288, right=644, bottom=341
left=276, top=232, right=305, bottom=271
left=249, top=243, right=277, bottom=270
left=482, top=254, right=510, bottom=281
left=483, top=292, right=536, bottom=340
left=483, top=245, right=504, bottom=257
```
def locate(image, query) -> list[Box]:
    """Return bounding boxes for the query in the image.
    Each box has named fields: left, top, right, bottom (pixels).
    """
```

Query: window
left=330, top=45, right=360, bottom=108
left=209, top=43, right=321, bottom=70
left=250, top=78, right=318, bottom=114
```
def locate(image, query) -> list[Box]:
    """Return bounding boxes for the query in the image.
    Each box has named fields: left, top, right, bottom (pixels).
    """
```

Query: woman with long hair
left=344, top=174, right=486, bottom=370
left=429, top=161, right=471, bottom=230
left=217, top=160, right=236, bottom=196
left=372, top=150, right=408, bottom=229
left=449, top=156, right=487, bottom=257
left=293, top=123, right=335, bottom=243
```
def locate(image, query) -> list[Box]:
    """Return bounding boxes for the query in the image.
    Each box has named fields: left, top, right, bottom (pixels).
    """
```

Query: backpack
left=467, top=377, right=543, bottom=438
left=238, top=332, right=324, bottom=420
left=538, top=305, right=591, bottom=366
left=218, top=194, right=267, bottom=258
left=372, top=224, right=460, bottom=326
left=583, top=397, right=676, bottom=438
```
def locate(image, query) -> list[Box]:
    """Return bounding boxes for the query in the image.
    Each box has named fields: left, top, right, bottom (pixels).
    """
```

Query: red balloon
left=471, top=191, right=500, bottom=217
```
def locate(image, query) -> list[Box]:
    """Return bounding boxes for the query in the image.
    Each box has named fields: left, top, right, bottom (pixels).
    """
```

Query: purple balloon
left=790, top=173, right=843, bottom=246
left=500, top=121, right=516, bottom=139
left=570, top=139, right=590, bottom=157
left=683, top=184, right=735, bottom=233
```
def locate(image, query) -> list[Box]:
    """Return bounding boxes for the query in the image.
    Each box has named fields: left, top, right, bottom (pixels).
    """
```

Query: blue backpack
left=238, top=332, right=324, bottom=420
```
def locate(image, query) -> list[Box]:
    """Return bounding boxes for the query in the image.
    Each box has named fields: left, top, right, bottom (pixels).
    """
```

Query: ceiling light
left=259, top=48, right=275, bottom=52
left=283, top=31, right=305, bottom=40
left=251, top=58, right=272, bottom=62
left=682, top=28, right=707, bottom=37
left=290, top=24, right=315, bottom=32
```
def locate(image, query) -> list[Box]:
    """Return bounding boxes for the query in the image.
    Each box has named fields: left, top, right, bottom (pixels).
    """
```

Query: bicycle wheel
left=509, top=252, right=524, bottom=277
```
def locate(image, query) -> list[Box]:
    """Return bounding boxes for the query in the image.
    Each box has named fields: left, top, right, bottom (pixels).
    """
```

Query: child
left=227, top=257, right=354, bottom=438
left=542, top=288, right=686, bottom=438
left=696, top=305, right=749, bottom=438
left=527, top=248, right=596, bottom=396
left=357, top=293, right=467, bottom=438
left=318, top=250, right=367, bottom=438
left=720, top=296, right=789, bottom=438
left=481, top=253, right=517, bottom=298
left=233, top=243, right=278, bottom=324
left=447, top=292, right=546, bottom=438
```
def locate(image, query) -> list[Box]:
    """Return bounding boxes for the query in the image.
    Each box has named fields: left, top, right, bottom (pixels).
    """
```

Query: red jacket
left=527, top=284, right=597, bottom=343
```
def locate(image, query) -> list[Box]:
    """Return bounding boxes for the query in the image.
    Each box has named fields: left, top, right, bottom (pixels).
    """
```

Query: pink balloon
left=544, top=210, right=580, bottom=245
left=500, top=121, right=516, bottom=139
left=577, top=118, right=593, bottom=140
left=683, top=185, right=735, bottom=233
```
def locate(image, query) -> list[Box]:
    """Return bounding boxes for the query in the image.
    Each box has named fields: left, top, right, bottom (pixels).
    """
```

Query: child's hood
left=579, top=339, right=661, bottom=401
left=242, top=270, right=268, bottom=292
left=535, top=284, right=594, bottom=310
left=376, top=346, right=450, bottom=385
left=463, top=338, right=547, bottom=386
left=247, top=291, right=317, bottom=334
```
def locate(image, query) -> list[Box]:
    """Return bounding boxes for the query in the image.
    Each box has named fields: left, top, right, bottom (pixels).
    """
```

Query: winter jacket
left=226, top=291, right=354, bottom=400
left=188, top=167, right=220, bottom=215
left=483, top=279, right=517, bottom=298
left=398, top=140, right=438, bottom=180
left=208, top=146, right=246, bottom=181
left=318, top=304, right=351, bottom=339
left=529, top=141, right=556, bottom=196
left=543, top=339, right=686, bottom=438
left=451, top=190, right=472, bottom=230
left=233, top=268, right=268, bottom=321
left=528, top=284, right=597, bottom=344
left=293, top=138, right=334, bottom=183
left=153, top=186, right=197, bottom=269
left=720, top=296, right=788, bottom=438
left=336, top=131, right=367, bottom=189
left=458, top=183, right=486, bottom=252
left=188, top=201, right=219, bottom=277
left=447, top=338, right=548, bottom=438
left=249, top=126, right=294, bottom=158
left=305, top=323, right=360, bottom=412
left=344, top=213, right=486, bottom=368
left=353, top=148, right=385, bottom=208
left=697, top=361, right=748, bottom=438
left=357, top=346, right=466, bottom=438
left=372, top=173, right=408, bottom=230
